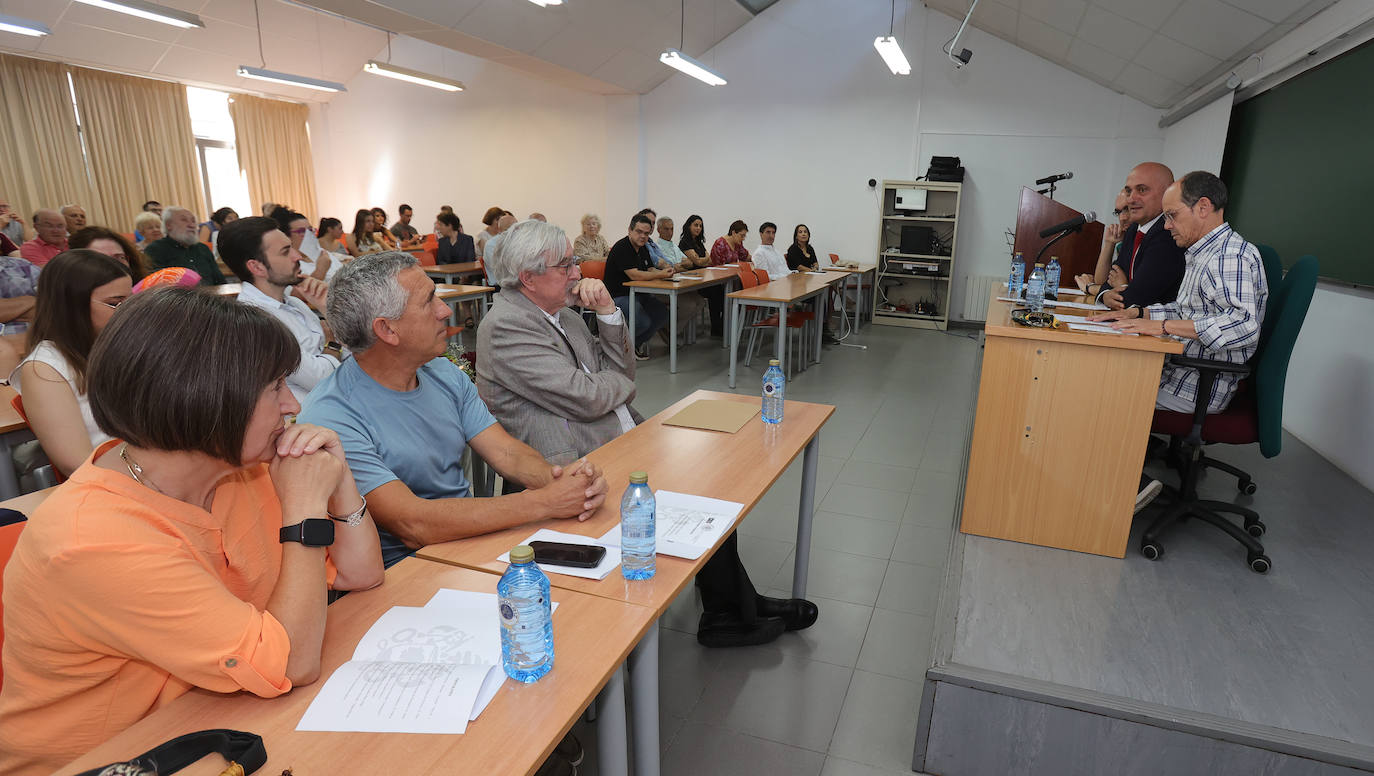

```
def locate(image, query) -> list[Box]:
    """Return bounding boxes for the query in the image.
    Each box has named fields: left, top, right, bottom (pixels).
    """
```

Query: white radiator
left=962, top=274, right=1003, bottom=321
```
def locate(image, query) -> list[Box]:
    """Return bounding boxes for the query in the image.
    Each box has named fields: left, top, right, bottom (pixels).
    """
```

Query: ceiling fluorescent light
left=0, top=13, right=51, bottom=37
left=72, top=0, right=205, bottom=29
left=527, top=0, right=564, bottom=5
left=237, top=66, right=347, bottom=93
left=874, top=36, right=911, bottom=75
left=659, top=48, right=726, bottom=86
left=364, top=61, right=464, bottom=92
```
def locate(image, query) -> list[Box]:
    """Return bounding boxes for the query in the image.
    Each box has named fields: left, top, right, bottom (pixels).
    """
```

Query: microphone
left=1037, top=211, right=1097, bottom=238
left=1035, top=171, right=1073, bottom=185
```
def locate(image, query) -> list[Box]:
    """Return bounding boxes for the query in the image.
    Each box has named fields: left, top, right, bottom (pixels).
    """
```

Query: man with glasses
left=1079, top=162, right=1185, bottom=310
left=0, top=196, right=28, bottom=246
left=218, top=217, right=341, bottom=401
left=605, top=213, right=674, bottom=360
left=1076, top=190, right=1132, bottom=293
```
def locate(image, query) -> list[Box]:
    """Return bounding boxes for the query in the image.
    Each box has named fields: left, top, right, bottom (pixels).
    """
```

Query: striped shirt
left=1146, top=223, right=1267, bottom=413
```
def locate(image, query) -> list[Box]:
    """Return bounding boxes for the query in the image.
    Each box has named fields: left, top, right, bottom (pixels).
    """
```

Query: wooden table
left=435, top=283, right=495, bottom=348
left=211, top=282, right=241, bottom=297
left=626, top=266, right=740, bottom=373
left=0, top=484, right=53, bottom=514
left=959, top=289, right=1185, bottom=557
left=0, top=385, right=35, bottom=499
left=726, top=272, right=846, bottom=387
left=418, top=389, right=834, bottom=776
left=426, top=261, right=485, bottom=285
left=55, top=558, right=655, bottom=776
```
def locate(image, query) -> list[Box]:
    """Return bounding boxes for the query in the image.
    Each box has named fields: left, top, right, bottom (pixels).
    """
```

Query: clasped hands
left=549, top=457, right=609, bottom=521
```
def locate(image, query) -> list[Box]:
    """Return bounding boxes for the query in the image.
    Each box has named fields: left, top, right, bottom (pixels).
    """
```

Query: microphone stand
left=1032, top=226, right=1082, bottom=299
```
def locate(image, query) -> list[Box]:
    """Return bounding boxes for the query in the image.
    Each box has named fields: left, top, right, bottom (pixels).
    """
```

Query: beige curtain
left=68, top=66, right=204, bottom=232
left=0, top=54, right=94, bottom=228
left=228, top=94, right=318, bottom=220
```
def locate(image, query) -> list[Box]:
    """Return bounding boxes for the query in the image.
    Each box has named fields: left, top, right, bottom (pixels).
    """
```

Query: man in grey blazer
left=479, top=220, right=818, bottom=648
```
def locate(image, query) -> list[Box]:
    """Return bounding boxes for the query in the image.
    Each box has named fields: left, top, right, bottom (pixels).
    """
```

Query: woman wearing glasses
left=8, top=249, right=132, bottom=476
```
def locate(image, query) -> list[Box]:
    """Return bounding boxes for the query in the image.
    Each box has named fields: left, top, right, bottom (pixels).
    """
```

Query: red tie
left=1128, top=231, right=1145, bottom=280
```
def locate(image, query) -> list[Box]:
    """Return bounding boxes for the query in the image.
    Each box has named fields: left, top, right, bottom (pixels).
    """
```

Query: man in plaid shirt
left=1091, top=171, right=1268, bottom=508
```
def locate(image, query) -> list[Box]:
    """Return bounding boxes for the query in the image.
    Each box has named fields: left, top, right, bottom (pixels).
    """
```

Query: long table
left=959, top=289, right=1185, bottom=557
left=726, top=271, right=845, bottom=388
left=418, top=389, right=834, bottom=776
left=435, top=283, right=495, bottom=347
left=626, top=266, right=740, bottom=373
left=55, top=558, right=656, bottom=776
left=426, top=261, right=485, bottom=285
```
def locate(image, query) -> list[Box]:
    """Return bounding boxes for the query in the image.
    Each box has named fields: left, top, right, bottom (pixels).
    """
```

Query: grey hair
left=656, top=216, right=673, bottom=228
left=485, top=219, right=569, bottom=290
left=161, top=206, right=193, bottom=229
left=326, top=251, right=419, bottom=351
left=580, top=213, right=600, bottom=227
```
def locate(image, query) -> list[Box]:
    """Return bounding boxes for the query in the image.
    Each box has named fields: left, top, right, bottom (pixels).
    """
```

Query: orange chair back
left=423, top=233, right=438, bottom=252
left=121, top=233, right=136, bottom=244
left=754, top=269, right=771, bottom=284
left=580, top=260, right=606, bottom=280
left=829, top=253, right=840, bottom=264
left=9, top=394, right=64, bottom=482
left=0, top=515, right=27, bottom=687
left=737, top=266, right=759, bottom=289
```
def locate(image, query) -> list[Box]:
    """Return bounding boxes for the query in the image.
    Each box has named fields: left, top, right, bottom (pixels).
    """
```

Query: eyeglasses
left=1112, top=207, right=1126, bottom=216
left=1162, top=207, right=1189, bottom=224
left=96, top=297, right=126, bottom=310
left=290, top=227, right=309, bottom=235
left=548, top=258, right=577, bottom=274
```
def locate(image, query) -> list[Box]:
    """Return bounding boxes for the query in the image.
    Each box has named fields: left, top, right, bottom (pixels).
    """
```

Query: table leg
left=629, top=288, right=637, bottom=356
left=813, top=289, right=827, bottom=365
left=669, top=291, right=678, bottom=374
left=776, top=302, right=786, bottom=379
left=728, top=298, right=741, bottom=388
left=597, top=663, right=629, bottom=776
left=792, top=434, right=819, bottom=598
left=0, top=434, right=21, bottom=500
left=629, top=622, right=660, bottom=776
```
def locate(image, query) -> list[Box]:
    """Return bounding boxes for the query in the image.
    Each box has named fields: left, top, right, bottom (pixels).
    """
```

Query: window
left=186, top=87, right=251, bottom=219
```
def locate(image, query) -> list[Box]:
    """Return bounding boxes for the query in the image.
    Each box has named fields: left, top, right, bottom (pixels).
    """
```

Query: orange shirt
left=0, top=443, right=301, bottom=776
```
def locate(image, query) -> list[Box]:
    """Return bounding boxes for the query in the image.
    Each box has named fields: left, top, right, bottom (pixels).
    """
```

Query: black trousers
left=695, top=533, right=759, bottom=621
left=699, top=287, right=724, bottom=335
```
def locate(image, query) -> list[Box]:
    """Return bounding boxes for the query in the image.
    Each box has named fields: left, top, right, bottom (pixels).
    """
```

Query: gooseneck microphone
left=1038, top=211, right=1097, bottom=239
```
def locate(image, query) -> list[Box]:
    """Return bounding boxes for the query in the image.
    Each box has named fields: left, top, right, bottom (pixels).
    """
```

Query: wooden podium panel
left=1011, top=187, right=1104, bottom=280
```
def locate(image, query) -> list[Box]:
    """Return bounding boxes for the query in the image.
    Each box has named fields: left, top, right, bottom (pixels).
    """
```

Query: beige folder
left=663, top=399, right=761, bottom=433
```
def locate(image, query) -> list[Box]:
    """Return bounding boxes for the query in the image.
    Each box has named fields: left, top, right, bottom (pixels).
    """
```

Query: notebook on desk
left=664, top=399, right=760, bottom=433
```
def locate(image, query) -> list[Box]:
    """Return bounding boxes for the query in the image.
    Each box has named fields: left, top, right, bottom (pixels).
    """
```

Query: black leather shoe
left=756, top=596, right=819, bottom=631
left=697, top=611, right=786, bottom=648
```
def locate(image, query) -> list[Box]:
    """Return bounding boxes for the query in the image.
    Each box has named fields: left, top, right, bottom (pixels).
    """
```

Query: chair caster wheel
left=1141, top=542, right=1164, bottom=561
left=1246, top=521, right=1266, bottom=538
left=1248, top=553, right=1271, bottom=574
left=1238, top=479, right=1257, bottom=495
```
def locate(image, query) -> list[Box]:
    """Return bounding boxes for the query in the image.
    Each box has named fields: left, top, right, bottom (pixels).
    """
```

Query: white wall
left=309, top=37, right=613, bottom=237
left=1161, top=92, right=1233, bottom=176
left=638, top=0, right=1164, bottom=322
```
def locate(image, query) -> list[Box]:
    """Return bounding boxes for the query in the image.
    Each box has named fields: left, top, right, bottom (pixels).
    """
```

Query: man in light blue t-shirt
left=299, top=251, right=609, bottom=568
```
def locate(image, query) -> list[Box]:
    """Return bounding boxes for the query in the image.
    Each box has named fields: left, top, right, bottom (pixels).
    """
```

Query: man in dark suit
left=1082, top=162, right=1185, bottom=310
left=479, top=219, right=818, bottom=648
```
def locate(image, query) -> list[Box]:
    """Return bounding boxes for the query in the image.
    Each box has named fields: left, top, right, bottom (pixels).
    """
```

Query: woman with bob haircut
left=0, top=287, right=385, bottom=776
left=68, top=225, right=150, bottom=281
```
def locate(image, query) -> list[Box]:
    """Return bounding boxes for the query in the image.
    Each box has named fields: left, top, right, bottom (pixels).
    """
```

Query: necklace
left=120, top=443, right=163, bottom=494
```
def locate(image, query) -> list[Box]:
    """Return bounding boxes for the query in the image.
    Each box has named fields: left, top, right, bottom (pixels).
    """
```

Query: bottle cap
left=510, top=545, right=535, bottom=563
left=769, top=359, right=780, bottom=366
left=1034, top=262, right=1045, bottom=267
left=629, top=471, right=648, bottom=484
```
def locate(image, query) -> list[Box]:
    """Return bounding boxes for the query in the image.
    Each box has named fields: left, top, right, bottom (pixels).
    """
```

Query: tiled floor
left=571, top=322, right=982, bottom=776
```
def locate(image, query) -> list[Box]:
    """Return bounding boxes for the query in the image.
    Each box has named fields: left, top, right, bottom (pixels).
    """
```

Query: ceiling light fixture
left=72, top=0, right=205, bottom=29
left=237, top=66, right=347, bottom=93
left=660, top=0, right=727, bottom=86
left=364, top=61, right=464, bottom=92
left=875, top=0, right=912, bottom=75
left=526, top=0, right=564, bottom=6
left=0, top=12, right=51, bottom=37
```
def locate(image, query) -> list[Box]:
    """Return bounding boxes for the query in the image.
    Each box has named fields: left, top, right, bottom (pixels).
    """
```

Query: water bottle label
left=764, top=383, right=776, bottom=396
left=500, top=602, right=516, bottom=624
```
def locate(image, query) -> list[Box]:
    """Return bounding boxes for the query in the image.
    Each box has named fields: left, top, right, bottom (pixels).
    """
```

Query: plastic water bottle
left=1008, top=253, right=1025, bottom=298
left=1026, top=263, right=1047, bottom=312
left=620, top=472, right=656, bottom=580
left=498, top=545, right=554, bottom=683
left=762, top=359, right=785, bottom=424
left=1045, top=256, right=1062, bottom=299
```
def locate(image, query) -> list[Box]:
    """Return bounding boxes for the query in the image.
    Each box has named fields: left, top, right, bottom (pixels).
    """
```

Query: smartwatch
left=279, top=518, right=335, bottom=547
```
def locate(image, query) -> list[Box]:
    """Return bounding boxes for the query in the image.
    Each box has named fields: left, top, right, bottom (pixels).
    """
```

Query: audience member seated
left=143, top=207, right=227, bottom=285
left=1, top=230, right=19, bottom=258
left=528, top=212, right=547, bottom=222
left=475, top=206, right=506, bottom=259
left=133, top=200, right=162, bottom=243
left=390, top=204, right=423, bottom=249
left=297, top=251, right=610, bottom=568
left=479, top=220, right=818, bottom=647
left=60, top=204, right=86, bottom=234
left=574, top=213, right=609, bottom=263
left=435, top=212, right=476, bottom=263
left=751, top=222, right=791, bottom=278
left=1090, top=172, right=1268, bottom=506
left=0, top=252, right=41, bottom=337
left=0, top=288, right=384, bottom=775
left=655, top=216, right=694, bottom=271
left=198, top=206, right=239, bottom=251
left=1084, top=162, right=1185, bottom=310
left=220, top=217, right=341, bottom=402
left=0, top=194, right=26, bottom=245
left=317, top=217, right=349, bottom=258
left=20, top=209, right=68, bottom=267
left=710, top=220, right=751, bottom=267
left=604, top=214, right=673, bottom=360
left=69, top=225, right=150, bottom=281
left=346, top=209, right=384, bottom=257
left=260, top=201, right=277, bottom=217
left=369, top=207, right=401, bottom=251
left=1076, top=191, right=1130, bottom=291
left=638, top=208, right=679, bottom=271
left=439, top=205, right=455, bottom=216
left=274, top=209, right=336, bottom=282
left=133, top=211, right=164, bottom=250
left=678, top=214, right=722, bottom=336
left=785, top=224, right=821, bottom=271
left=9, top=250, right=130, bottom=474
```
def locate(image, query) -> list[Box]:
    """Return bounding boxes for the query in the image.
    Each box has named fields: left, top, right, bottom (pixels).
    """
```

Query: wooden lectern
left=1011, top=187, right=1105, bottom=282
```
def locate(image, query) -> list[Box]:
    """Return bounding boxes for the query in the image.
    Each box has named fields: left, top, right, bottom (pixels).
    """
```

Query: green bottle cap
left=629, top=471, right=648, bottom=484
left=769, top=359, right=780, bottom=366
left=510, top=545, right=535, bottom=563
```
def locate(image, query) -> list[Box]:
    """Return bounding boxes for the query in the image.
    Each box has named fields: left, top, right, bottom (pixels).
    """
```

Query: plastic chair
left=580, top=260, right=606, bottom=280
left=8, top=394, right=61, bottom=485
left=742, top=268, right=808, bottom=377
left=0, top=510, right=27, bottom=687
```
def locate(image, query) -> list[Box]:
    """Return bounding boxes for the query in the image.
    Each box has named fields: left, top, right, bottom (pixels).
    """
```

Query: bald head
left=496, top=213, right=516, bottom=233
left=1123, top=162, right=1175, bottom=225
left=61, top=204, right=87, bottom=232
left=33, top=209, right=67, bottom=245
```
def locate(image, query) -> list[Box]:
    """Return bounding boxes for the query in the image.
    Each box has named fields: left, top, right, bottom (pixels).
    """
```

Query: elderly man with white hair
left=143, top=206, right=227, bottom=285
left=478, top=220, right=819, bottom=648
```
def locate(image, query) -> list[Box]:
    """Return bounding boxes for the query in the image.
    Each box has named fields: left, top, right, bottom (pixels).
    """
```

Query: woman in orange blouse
left=0, top=288, right=384, bottom=776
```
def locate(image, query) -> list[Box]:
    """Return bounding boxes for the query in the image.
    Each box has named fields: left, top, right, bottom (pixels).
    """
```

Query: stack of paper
left=996, top=296, right=1108, bottom=311
left=296, top=589, right=558, bottom=734
left=598, top=490, right=744, bottom=561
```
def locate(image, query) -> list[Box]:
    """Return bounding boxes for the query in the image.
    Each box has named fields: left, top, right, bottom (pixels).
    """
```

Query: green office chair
left=1142, top=255, right=1318, bottom=573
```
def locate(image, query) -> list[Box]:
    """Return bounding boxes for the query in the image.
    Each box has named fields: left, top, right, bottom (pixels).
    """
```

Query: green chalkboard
left=1221, top=40, right=1374, bottom=287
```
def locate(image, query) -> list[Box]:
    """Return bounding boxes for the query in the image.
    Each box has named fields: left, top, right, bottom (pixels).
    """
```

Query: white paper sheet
left=1067, top=322, right=1137, bottom=335
left=996, top=296, right=1109, bottom=311
left=1052, top=313, right=1093, bottom=324
left=805, top=271, right=829, bottom=275
left=296, top=660, right=491, bottom=734
left=597, top=490, right=744, bottom=561
left=1058, top=287, right=1085, bottom=296
left=673, top=274, right=703, bottom=280
left=496, top=528, right=621, bottom=580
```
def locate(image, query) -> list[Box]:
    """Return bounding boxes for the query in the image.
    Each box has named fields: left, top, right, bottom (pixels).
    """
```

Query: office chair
left=1141, top=255, right=1317, bottom=573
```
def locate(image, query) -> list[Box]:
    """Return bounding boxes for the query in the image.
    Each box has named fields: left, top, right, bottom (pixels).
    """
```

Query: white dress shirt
left=540, top=307, right=636, bottom=434
left=237, top=282, right=339, bottom=402
left=751, top=243, right=792, bottom=280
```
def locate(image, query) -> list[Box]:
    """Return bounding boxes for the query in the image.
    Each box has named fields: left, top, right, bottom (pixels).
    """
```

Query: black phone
left=529, top=540, right=607, bottom=569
